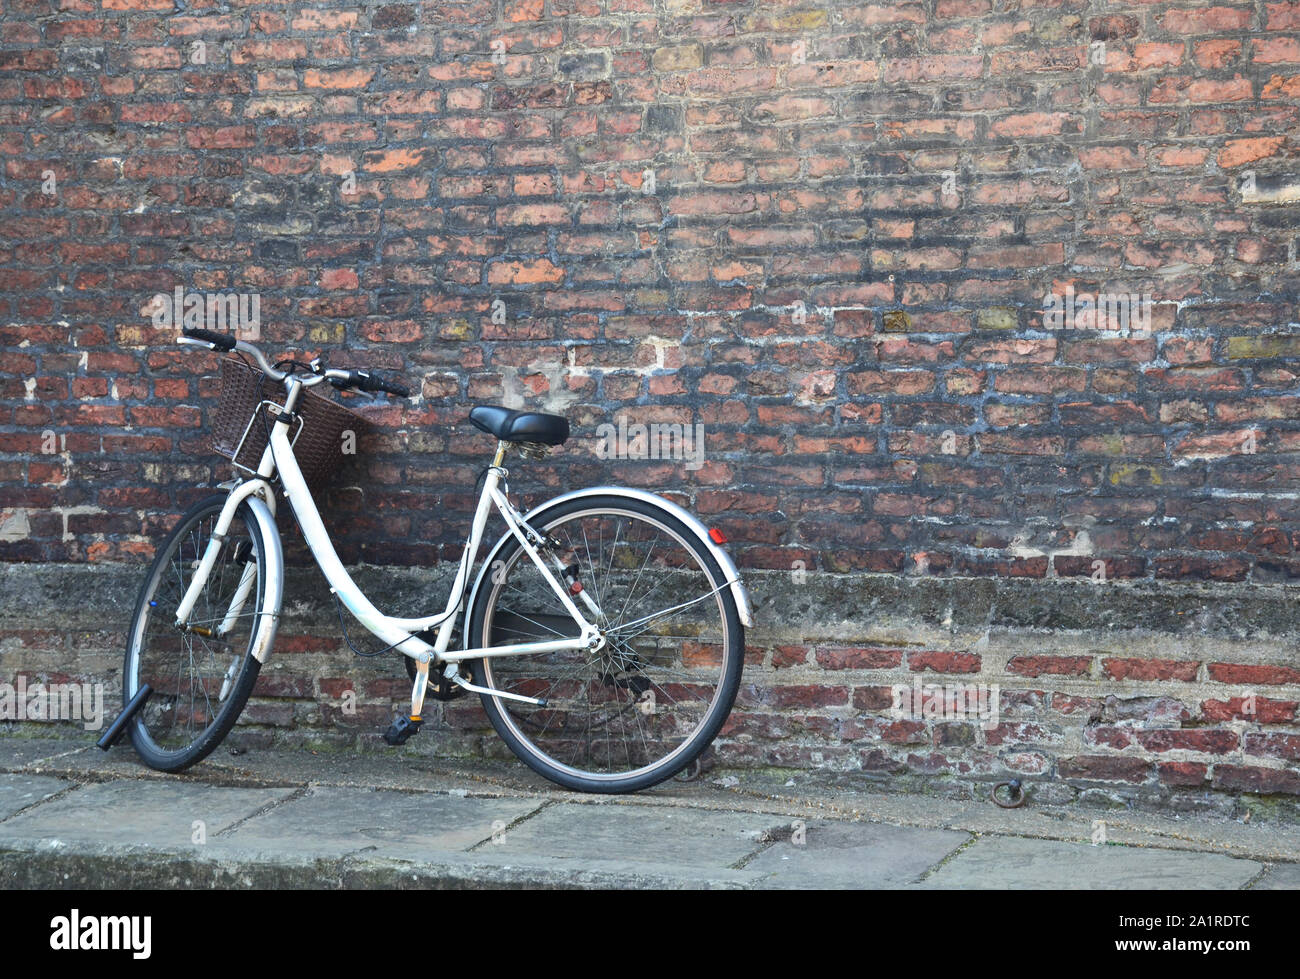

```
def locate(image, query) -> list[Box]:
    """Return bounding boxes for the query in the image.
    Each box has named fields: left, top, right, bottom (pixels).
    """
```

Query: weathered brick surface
left=4, top=566, right=1300, bottom=818
left=1, top=1, right=1299, bottom=812
left=1, top=0, right=1299, bottom=576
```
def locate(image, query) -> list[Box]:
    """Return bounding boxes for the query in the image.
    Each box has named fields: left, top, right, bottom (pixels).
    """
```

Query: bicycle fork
left=172, top=481, right=284, bottom=672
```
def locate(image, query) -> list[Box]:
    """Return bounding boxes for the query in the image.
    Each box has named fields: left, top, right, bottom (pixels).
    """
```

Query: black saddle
left=468, top=405, right=569, bottom=446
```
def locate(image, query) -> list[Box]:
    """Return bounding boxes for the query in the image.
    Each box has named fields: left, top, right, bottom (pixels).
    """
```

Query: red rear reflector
left=708, top=528, right=727, bottom=545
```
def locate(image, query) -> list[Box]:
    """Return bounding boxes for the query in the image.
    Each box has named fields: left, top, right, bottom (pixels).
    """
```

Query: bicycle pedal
left=382, top=714, right=422, bottom=746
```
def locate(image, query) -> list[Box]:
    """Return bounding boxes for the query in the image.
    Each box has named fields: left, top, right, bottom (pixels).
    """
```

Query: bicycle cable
left=330, top=590, right=453, bottom=658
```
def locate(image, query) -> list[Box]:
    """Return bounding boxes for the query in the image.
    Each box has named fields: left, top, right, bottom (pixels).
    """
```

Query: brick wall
left=2, top=0, right=1299, bottom=811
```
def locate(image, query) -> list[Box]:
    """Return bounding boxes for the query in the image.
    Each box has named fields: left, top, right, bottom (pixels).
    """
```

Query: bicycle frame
left=172, top=377, right=601, bottom=710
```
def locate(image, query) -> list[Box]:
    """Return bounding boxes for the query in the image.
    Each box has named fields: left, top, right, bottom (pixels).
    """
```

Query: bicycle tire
left=465, top=493, right=744, bottom=793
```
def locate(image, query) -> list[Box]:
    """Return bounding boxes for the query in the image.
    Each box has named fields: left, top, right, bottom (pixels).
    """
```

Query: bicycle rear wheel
left=466, top=494, right=745, bottom=793
left=122, top=493, right=268, bottom=772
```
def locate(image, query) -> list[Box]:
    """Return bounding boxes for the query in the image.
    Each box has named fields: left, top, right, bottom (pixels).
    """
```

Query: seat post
left=491, top=440, right=507, bottom=467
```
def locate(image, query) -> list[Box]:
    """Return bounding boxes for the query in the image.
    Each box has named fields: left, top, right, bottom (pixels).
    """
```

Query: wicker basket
left=210, top=357, right=365, bottom=489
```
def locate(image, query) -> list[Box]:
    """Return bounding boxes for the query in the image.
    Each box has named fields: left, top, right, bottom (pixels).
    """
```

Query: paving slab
left=1249, top=863, right=1300, bottom=889
left=0, top=774, right=71, bottom=820
left=0, top=737, right=91, bottom=770
left=0, top=778, right=294, bottom=849
left=722, top=769, right=1300, bottom=864
left=920, top=836, right=1262, bottom=890
left=485, top=801, right=771, bottom=871
left=214, top=785, right=544, bottom=858
left=745, top=819, right=970, bottom=889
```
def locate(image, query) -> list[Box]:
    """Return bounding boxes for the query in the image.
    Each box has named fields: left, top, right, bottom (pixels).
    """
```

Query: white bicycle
left=115, top=329, right=752, bottom=793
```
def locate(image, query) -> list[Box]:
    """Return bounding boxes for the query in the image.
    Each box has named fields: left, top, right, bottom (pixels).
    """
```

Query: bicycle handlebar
left=178, top=329, right=411, bottom=399
left=180, top=329, right=285, bottom=380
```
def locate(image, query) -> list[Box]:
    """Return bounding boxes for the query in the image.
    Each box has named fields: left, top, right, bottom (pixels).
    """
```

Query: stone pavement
left=0, top=736, right=1295, bottom=889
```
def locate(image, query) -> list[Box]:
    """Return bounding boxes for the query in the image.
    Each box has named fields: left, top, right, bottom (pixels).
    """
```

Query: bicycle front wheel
left=466, top=494, right=745, bottom=793
left=123, top=493, right=268, bottom=772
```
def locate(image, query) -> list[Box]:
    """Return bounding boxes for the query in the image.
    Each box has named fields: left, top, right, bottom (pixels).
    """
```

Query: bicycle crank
left=404, top=646, right=465, bottom=701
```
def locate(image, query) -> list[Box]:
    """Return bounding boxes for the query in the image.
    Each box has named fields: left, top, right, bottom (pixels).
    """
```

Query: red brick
left=1102, top=658, right=1199, bottom=682
left=1007, top=656, right=1093, bottom=677
left=1058, top=756, right=1153, bottom=783
left=1162, top=6, right=1253, bottom=33
left=908, top=651, right=981, bottom=674
left=1212, top=765, right=1300, bottom=795
left=1134, top=729, right=1238, bottom=754
left=1158, top=762, right=1209, bottom=787
left=1243, top=732, right=1300, bottom=760
left=772, top=645, right=809, bottom=668
left=1207, top=663, right=1300, bottom=685
left=814, top=646, right=903, bottom=670
left=1202, top=697, right=1297, bottom=723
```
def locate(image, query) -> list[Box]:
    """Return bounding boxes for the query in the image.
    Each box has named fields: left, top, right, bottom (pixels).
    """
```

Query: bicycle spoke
left=613, top=538, right=658, bottom=628
left=605, top=585, right=725, bottom=637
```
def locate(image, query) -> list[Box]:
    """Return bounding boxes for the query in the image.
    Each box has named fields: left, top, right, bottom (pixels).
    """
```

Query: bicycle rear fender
left=244, top=495, right=284, bottom=663
left=464, top=486, right=754, bottom=636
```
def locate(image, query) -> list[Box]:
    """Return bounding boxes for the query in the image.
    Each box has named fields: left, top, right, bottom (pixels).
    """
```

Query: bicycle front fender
left=244, top=495, right=284, bottom=663
left=463, top=486, right=754, bottom=638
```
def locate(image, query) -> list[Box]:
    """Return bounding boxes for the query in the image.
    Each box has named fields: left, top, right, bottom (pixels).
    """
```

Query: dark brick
left=1059, top=755, right=1153, bottom=784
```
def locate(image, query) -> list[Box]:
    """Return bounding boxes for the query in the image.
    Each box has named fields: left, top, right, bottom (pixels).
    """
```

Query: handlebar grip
left=372, top=376, right=412, bottom=398
left=332, top=369, right=411, bottom=399
left=181, top=328, right=238, bottom=352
